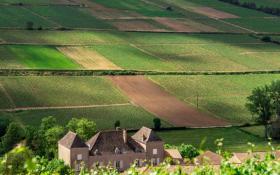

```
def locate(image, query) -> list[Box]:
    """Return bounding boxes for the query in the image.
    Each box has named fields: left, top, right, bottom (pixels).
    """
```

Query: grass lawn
left=7, top=105, right=171, bottom=130
left=27, top=6, right=112, bottom=29
left=157, top=127, right=275, bottom=152
left=0, top=45, right=80, bottom=69
left=149, top=74, right=280, bottom=123
left=0, top=76, right=128, bottom=108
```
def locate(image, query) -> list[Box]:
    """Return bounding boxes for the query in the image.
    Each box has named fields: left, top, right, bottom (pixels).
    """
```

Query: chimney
left=123, top=129, right=127, bottom=143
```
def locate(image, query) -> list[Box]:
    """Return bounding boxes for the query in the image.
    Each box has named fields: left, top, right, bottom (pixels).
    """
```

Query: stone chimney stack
left=123, top=129, right=127, bottom=143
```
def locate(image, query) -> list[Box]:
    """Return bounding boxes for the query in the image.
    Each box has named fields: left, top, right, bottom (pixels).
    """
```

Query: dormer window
left=93, top=149, right=99, bottom=155
left=114, top=147, right=121, bottom=154
left=142, top=134, right=147, bottom=142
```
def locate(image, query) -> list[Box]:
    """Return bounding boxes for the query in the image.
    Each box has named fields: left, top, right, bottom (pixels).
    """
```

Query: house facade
left=58, top=127, right=176, bottom=172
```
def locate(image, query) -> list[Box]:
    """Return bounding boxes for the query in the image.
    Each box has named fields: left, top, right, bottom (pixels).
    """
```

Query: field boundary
left=1, top=69, right=280, bottom=76
left=0, top=103, right=132, bottom=112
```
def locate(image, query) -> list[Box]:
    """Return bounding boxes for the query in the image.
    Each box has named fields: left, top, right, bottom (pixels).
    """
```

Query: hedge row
left=219, top=0, right=280, bottom=16
left=1, top=69, right=280, bottom=76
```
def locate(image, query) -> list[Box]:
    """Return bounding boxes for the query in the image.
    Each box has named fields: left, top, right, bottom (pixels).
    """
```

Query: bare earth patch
left=112, top=20, right=167, bottom=32
left=193, top=7, right=239, bottom=19
left=110, top=76, right=229, bottom=127
left=154, top=18, right=218, bottom=32
left=57, top=47, right=121, bottom=70
left=88, top=2, right=142, bottom=19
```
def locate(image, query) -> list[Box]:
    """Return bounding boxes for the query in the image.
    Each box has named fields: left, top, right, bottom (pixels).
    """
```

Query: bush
left=178, top=144, right=200, bottom=159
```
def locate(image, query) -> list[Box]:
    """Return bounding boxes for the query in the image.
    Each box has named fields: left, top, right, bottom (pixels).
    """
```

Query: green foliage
left=114, top=120, right=121, bottom=129
left=0, top=118, right=10, bottom=137
left=67, top=118, right=97, bottom=141
left=153, top=118, right=161, bottom=131
left=246, top=85, right=273, bottom=125
left=0, top=122, right=25, bottom=154
left=0, top=146, right=33, bottom=175
left=178, top=144, right=200, bottom=159
left=25, top=156, right=73, bottom=175
left=44, top=126, right=65, bottom=158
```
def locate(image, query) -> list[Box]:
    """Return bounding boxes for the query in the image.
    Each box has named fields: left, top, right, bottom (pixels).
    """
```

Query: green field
left=0, top=76, right=128, bottom=108
left=157, top=127, right=273, bottom=151
left=149, top=74, right=280, bottom=123
left=0, top=6, right=56, bottom=28
left=92, top=0, right=183, bottom=18
left=27, top=6, right=112, bottom=29
left=5, top=105, right=171, bottom=130
left=0, top=45, right=80, bottom=69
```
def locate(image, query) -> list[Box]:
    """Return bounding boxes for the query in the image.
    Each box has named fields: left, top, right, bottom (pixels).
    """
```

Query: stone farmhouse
left=58, top=126, right=182, bottom=172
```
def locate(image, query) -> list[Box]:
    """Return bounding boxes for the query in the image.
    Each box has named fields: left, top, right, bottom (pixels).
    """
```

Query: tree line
left=219, top=0, right=280, bottom=16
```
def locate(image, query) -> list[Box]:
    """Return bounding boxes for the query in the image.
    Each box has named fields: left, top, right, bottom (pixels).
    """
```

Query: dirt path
left=0, top=103, right=131, bottom=112
left=109, top=76, right=229, bottom=127
left=57, top=47, right=121, bottom=70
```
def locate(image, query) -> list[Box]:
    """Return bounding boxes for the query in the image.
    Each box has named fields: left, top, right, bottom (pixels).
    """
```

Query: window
left=151, top=158, right=156, bottom=166
left=135, top=159, right=140, bottom=167
left=153, top=149, right=158, bottom=155
left=75, top=163, right=81, bottom=171
left=77, top=154, right=82, bottom=160
left=115, top=160, right=123, bottom=169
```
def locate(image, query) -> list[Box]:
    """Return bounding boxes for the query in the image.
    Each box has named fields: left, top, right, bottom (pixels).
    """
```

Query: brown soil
left=112, top=20, right=167, bottom=32
left=154, top=18, right=218, bottom=32
left=154, top=18, right=197, bottom=32
left=57, top=47, right=121, bottom=70
left=88, top=2, right=142, bottom=19
left=193, top=7, right=239, bottom=19
left=109, top=76, right=229, bottom=127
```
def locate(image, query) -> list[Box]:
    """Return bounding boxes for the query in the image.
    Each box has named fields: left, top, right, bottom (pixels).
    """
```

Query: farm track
left=109, top=76, right=230, bottom=127
left=0, top=103, right=132, bottom=112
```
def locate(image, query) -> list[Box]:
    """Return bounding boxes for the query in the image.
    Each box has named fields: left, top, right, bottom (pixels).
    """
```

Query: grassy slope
left=157, top=127, right=272, bottom=151
left=8, top=105, right=171, bottom=130
left=149, top=74, right=280, bottom=123
left=0, top=45, right=80, bottom=69
left=0, top=76, right=128, bottom=108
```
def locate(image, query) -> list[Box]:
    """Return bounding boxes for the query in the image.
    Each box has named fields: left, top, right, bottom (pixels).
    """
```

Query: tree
left=114, top=120, right=121, bottom=129
left=25, top=156, right=73, bottom=175
left=178, top=144, right=199, bottom=159
left=246, top=86, right=273, bottom=138
left=0, top=146, right=33, bottom=175
left=26, top=21, right=34, bottom=30
left=44, top=126, right=65, bottom=159
left=153, top=118, right=161, bottom=130
left=0, top=122, right=25, bottom=154
left=269, top=80, right=280, bottom=116
left=39, top=116, right=57, bottom=132
left=67, top=118, right=97, bottom=140
left=0, top=118, right=10, bottom=137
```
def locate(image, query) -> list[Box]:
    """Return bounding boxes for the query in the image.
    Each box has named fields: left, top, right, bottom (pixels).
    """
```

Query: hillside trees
left=67, top=118, right=97, bottom=141
left=247, top=80, right=280, bottom=138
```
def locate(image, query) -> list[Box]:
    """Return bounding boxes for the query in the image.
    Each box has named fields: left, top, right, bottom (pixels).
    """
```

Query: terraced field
left=0, top=0, right=280, bottom=152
